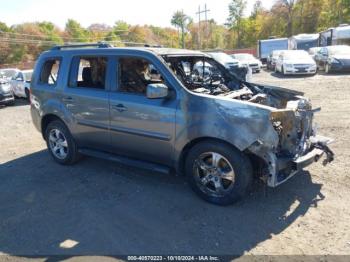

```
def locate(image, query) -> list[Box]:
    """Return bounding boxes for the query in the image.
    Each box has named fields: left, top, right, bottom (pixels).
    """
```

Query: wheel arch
left=41, top=114, right=65, bottom=139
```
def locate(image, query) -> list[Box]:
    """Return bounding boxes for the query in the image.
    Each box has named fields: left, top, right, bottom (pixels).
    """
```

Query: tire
left=45, top=120, right=81, bottom=165
left=185, top=141, right=253, bottom=206
left=25, top=88, right=30, bottom=101
left=6, top=100, right=15, bottom=106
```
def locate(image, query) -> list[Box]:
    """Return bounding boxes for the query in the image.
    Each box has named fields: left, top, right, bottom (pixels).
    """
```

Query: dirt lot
left=0, top=70, right=350, bottom=258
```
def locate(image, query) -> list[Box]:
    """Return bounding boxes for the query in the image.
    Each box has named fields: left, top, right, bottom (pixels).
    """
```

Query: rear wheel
left=185, top=141, right=253, bottom=205
left=45, top=120, right=81, bottom=165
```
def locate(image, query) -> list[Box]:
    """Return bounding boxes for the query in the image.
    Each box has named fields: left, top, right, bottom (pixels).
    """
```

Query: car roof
left=44, top=46, right=207, bottom=57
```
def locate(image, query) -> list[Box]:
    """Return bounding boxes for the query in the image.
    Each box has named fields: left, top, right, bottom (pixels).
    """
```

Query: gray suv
left=31, top=43, right=334, bottom=205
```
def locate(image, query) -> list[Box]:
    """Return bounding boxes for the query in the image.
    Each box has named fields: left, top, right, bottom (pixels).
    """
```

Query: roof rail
left=51, top=42, right=113, bottom=50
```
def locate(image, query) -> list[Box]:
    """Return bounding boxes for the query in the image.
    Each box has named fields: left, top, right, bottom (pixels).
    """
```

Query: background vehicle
left=0, top=79, right=15, bottom=106
left=31, top=43, right=333, bottom=206
left=275, top=50, right=317, bottom=75
left=257, top=38, right=288, bottom=64
left=319, top=24, right=350, bottom=46
left=315, top=45, right=350, bottom=73
left=266, top=50, right=284, bottom=70
left=0, top=68, right=20, bottom=81
left=309, top=47, right=322, bottom=60
left=10, top=69, right=33, bottom=99
left=206, top=52, right=249, bottom=81
left=288, top=34, right=320, bottom=51
left=231, top=53, right=262, bottom=73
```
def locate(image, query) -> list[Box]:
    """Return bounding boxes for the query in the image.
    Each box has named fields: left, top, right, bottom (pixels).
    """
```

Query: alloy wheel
left=193, top=152, right=236, bottom=197
left=48, top=128, right=68, bottom=159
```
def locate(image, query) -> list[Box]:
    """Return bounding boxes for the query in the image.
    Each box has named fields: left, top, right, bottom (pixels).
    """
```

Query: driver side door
left=109, top=56, right=177, bottom=165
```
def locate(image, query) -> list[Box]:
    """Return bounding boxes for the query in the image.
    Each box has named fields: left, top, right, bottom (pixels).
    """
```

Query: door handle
left=62, top=97, right=73, bottom=102
left=112, top=104, right=127, bottom=112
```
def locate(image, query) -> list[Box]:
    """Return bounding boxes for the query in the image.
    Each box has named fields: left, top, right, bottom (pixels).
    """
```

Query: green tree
left=65, top=19, right=89, bottom=42
left=227, top=0, right=247, bottom=48
left=171, top=10, right=191, bottom=48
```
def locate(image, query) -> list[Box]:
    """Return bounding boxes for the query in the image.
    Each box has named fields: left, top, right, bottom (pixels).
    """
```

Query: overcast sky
left=0, top=0, right=275, bottom=29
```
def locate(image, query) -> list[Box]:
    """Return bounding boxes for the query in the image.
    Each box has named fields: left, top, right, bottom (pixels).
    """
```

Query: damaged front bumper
left=248, top=135, right=334, bottom=187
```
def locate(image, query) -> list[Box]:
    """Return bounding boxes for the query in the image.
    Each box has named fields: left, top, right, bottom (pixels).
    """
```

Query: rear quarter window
left=39, top=58, right=61, bottom=86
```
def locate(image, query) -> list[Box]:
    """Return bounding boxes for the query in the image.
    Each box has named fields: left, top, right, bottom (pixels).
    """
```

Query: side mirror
left=146, top=83, right=169, bottom=99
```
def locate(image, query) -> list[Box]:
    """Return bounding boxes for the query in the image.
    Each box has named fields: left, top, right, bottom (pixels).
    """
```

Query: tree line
left=0, top=0, right=349, bottom=66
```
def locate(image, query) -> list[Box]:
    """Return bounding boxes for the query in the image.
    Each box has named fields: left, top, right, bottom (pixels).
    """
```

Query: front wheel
left=185, top=141, right=253, bottom=205
left=45, top=120, right=81, bottom=165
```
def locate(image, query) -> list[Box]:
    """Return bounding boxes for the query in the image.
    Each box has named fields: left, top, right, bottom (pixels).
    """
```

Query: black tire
left=45, top=120, right=81, bottom=165
left=25, top=88, right=30, bottom=101
left=185, top=141, right=253, bottom=206
left=6, top=99, right=15, bottom=106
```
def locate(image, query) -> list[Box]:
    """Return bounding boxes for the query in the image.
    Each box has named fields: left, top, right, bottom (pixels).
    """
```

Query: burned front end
left=245, top=85, right=334, bottom=187
left=161, top=52, right=334, bottom=187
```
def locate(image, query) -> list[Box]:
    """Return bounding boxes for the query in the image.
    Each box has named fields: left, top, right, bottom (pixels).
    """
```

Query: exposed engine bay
left=162, top=55, right=307, bottom=109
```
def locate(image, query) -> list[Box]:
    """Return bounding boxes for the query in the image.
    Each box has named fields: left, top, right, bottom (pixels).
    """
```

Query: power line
left=0, top=37, right=158, bottom=47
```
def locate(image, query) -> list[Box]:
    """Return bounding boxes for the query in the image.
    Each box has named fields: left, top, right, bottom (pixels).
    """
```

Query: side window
left=118, top=57, right=164, bottom=95
left=69, top=57, right=107, bottom=89
left=40, top=59, right=61, bottom=85
left=17, top=73, right=24, bottom=81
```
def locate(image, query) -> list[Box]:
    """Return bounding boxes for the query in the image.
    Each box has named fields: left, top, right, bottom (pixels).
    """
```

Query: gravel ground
left=0, top=70, right=350, bottom=259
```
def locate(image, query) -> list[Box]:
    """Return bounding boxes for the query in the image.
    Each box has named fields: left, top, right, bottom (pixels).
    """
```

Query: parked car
left=231, top=53, right=262, bottom=73
left=275, top=50, right=317, bottom=75
left=0, top=68, right=20, bottom=81
left=10, top=69, right=33, bottom=99
left=31, top=43, right=334, bottom=205
left=308, top=47, right=322, bottom=60
left=266, top=50, right=284, bottom=71
left=206, top=52, right=249, bottom=81
left=315, top=45, right=350, bottom=73
left=0, top=78, right=15, bottom=106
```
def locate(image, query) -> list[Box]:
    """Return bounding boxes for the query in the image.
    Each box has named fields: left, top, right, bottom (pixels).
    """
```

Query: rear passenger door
left=109, top=56, right=177, bottom=165
left=63, top=56, right=111, bottom=150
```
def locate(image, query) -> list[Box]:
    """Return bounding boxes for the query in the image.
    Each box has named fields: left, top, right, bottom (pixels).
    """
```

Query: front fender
left=174, top=94, right=279, bottom=164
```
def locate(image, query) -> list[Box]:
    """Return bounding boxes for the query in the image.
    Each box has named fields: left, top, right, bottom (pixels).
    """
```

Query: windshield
left=209, top=53, right=237, bottom=64
left=0, top=69, right=17, bottom=79
left=162, top=55, right=242, bottom=96
left=234, top=54, right=255, bottom=61
left=329, top=46, right=350, bottom=56
left=283, top=51, right=310, bottom=60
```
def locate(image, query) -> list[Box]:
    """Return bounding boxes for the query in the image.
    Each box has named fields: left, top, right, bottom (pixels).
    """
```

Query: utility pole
left=196, top=4, right=210, bottom=49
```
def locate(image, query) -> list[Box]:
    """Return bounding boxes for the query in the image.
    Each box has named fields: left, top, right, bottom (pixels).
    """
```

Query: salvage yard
left=0, top=70, right=350, bottom=257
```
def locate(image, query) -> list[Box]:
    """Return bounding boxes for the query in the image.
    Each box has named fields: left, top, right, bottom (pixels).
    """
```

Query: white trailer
left=257, top=38, right=288, bottom=63
left=319, top=24, right=350, bottom=46
left=288, top=34, right=319, bottom=51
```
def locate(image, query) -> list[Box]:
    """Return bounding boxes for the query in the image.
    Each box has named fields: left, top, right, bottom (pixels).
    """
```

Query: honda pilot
left=30, top=43, right=334, bottom=205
